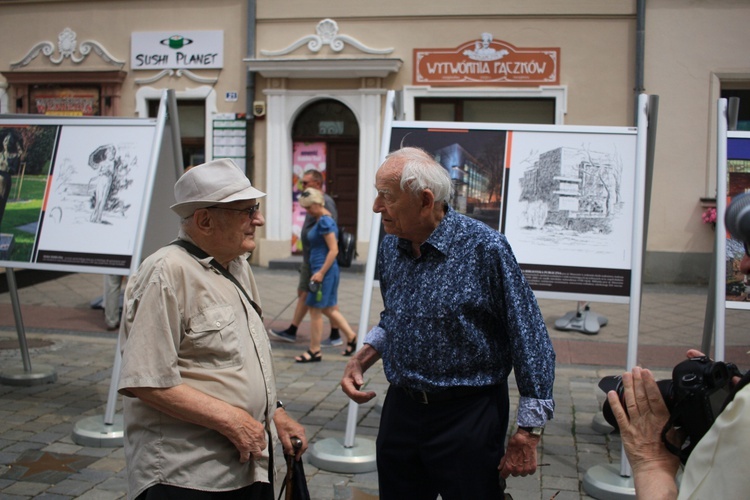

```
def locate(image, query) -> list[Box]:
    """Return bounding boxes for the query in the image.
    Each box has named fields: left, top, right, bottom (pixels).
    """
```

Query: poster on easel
left=387, top=121, right=639, bottom=302
left=0, top=116, right=164, bottom=275
left=724, top=132, right=750, bottom=309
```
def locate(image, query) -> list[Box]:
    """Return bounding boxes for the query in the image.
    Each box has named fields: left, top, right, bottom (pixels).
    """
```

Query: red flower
left=702, top=207, right=717, bottom=225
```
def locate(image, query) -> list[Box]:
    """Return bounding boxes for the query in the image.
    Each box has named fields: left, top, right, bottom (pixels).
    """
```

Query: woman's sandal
left=295, top=349, right=321, bottom=363
left=342, top=337, right=357, bottom=357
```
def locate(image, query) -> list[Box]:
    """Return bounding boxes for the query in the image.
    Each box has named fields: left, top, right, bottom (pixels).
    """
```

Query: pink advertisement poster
left=291, top=142, right=327, bottom=253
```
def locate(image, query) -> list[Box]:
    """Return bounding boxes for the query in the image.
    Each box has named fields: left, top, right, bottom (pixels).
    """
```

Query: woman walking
left=295, top=188, right=357, bottom=362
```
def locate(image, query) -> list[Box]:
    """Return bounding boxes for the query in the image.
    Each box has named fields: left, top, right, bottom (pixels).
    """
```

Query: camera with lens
left=599, top=356, right=743, bottom=463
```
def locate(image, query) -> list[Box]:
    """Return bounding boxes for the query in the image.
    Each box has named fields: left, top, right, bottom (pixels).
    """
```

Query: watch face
left=521, top=426, right=543, bottom=436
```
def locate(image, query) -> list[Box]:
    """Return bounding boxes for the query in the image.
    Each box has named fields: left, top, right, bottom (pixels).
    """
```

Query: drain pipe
left=634, top=0, right=646, bottom=125
left=246, top=0, right=257, bottom=177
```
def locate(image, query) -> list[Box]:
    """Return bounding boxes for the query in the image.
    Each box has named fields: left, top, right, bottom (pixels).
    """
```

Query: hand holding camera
left=600, top=354, right=743, bottom=464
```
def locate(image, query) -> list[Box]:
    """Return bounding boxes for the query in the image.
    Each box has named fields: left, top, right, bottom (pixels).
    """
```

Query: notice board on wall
left=385, top=121, right=641, bottom=303
left=0, top=113, right=169, bottom=275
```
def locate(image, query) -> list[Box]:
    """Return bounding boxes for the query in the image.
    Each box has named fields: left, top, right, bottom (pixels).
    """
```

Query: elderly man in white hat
left=118, top=159, right=307, bottom=500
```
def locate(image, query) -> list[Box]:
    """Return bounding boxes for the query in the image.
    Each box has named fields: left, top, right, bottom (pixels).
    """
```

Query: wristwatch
left=519, top=426, right=544, bottom=437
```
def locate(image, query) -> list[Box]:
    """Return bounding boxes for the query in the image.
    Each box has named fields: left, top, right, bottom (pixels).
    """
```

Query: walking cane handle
left=291, top=436, right=302, bottom=451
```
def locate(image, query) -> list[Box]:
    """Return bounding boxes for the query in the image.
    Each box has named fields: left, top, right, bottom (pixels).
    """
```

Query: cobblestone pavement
left=0, top=267, right=748, bottom=499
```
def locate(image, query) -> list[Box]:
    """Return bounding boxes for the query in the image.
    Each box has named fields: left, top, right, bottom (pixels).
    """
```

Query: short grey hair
left=385, top=147, right=454, bottom=204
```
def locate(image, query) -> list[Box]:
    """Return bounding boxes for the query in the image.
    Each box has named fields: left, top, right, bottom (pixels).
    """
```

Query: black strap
left=169, top=239, right=263, bottom=320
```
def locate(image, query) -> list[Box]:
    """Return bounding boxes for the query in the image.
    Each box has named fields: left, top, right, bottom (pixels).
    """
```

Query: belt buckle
left=405, top=387, right=429, bottom=404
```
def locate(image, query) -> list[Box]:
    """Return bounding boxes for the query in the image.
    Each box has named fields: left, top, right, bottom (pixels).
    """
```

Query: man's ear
left=420, top=189, right=436, bottom=213
left=192, top=208, right=214, bottom=234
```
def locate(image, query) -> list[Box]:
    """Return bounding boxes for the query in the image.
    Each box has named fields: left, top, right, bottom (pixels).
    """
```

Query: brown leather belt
left=399, top=384, right=497, bottom=405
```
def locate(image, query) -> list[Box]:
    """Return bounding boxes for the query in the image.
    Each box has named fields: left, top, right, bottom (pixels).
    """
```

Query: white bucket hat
left=170, top=158, right=266, bottom=218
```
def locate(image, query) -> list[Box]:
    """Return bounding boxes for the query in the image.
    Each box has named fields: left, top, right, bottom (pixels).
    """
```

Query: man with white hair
left=342, top=147, right=555, bottom=499
left=118, top=159, right=306, bottom=500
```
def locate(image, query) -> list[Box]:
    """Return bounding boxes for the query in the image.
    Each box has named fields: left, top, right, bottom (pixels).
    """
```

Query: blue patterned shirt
left=365, top=207, right=555, bottom=427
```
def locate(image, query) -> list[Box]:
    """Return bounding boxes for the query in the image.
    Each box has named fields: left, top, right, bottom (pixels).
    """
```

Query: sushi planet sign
left=131, top=30, right=223, bottom=69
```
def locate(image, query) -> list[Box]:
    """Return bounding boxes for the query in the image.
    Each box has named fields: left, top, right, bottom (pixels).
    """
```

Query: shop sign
left=414, top=33, right=559, bottom=86
left=30, top=87, right=100, bottom=116
left=131, top=31, right=223, bottom=70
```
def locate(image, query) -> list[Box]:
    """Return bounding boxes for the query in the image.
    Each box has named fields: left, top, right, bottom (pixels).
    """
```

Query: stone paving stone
left=42, top=443, right=83, bottom=455
left=45, top=478, right=97, bottom=496
left=542, top=475, right=580, bottom=492
left=96, top=475, right=128, bottom=493
left=70, top=468, right=112, bottom=484
left=74, top=488, right=123, bottom=499
left=4, top=441, right=45, bottom=453
left=3, top=480, right=50, bottom=496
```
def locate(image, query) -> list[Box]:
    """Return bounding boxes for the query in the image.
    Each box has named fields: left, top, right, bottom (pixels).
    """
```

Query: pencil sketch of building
left=518, top=146, right=623, bottom=233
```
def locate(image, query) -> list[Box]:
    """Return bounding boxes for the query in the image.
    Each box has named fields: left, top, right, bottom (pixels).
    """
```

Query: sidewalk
left=0, top=268, right=748, bottom=499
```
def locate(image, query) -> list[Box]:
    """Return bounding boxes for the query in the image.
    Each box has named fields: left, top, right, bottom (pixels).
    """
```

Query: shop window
left=416, top=97, right=555, bottom=124
left=721, top=88, right=750, bottom=131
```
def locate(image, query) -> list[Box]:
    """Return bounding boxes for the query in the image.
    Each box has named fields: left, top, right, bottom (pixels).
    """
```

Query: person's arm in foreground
left=129, top=384, right=296, bottom=463
left=341, top=343, right=381, bottom=403
left=606, top=367, right=680, bottom=500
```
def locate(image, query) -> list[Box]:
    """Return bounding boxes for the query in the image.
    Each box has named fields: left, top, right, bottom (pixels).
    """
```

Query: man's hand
left=607, top=367, right=680, bottom=498
left=340, top=344, right=379, bottom=403
left=220, top=405, right=269, bottom=463
left=129, top=385, right=269, bottom=464
left=273, top=408, right=308, bottom=461
left=499, top=429, right=540, bottom=478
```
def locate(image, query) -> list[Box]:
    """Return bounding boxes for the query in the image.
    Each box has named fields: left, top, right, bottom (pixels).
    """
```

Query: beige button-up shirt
left=118, top=234, right=276, bottom=499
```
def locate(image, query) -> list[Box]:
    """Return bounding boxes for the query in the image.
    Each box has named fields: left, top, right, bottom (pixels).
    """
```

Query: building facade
left=1, top=0, right=748, bottom=283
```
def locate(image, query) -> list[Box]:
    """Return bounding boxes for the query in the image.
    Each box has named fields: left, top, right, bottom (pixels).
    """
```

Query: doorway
left=292, top=99, right=360, bottom=243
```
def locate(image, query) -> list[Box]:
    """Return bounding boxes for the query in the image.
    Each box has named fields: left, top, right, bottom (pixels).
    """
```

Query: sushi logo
left=160, top=35, right=193, bottom=49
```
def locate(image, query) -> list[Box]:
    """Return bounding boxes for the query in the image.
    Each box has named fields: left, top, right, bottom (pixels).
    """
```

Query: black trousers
left=136, top=482, right=273, bottom=500
left=376, top=382, right=510, bottom=500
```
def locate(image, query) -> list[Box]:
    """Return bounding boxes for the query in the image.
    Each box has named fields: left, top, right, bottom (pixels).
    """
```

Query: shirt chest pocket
left=184, top=305, right=242, bottom=368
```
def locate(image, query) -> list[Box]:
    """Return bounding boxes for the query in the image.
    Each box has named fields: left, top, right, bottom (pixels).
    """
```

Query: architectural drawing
left=517, top=145, right=624, bottom=234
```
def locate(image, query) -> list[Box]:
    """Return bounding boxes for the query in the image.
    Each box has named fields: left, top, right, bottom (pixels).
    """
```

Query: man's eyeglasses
left=207, top=203, right=261, bottom=219
left=301, top=180, right=311, bottom=187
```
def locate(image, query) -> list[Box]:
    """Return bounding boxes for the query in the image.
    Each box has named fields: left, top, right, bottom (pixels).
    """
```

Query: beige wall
left=254, top=17, right=635, bottom=128
left=645, top=0, right=750, bottom=259
left=0, top=0, right=248, bottom=117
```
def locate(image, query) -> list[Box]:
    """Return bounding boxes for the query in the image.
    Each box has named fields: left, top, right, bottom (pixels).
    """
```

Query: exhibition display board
left=724, top=131, right=750, bottom=310
left=0, top=114, right=166, bottom=275
left=384, top=121, right=641, bottom=303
